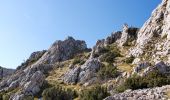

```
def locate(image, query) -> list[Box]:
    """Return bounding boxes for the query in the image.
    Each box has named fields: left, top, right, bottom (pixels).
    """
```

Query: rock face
left=23, top=71, right=45, bottom=94
left=1, top=0, right=170, bottom=100
left=91, top=25, right=138, bottom=58
left=36, top=36, right=87, bottom=64
left=63, top=66, right=81, bottom=84
left=0, top=66, right=14, bottom=79
left=105, top=31, right=122, bottom=45
left=118, top=24, right=139, bottom=46
left=17, top=50, right=46, bottom=70
left=130, top=0, right=170, bottom=59
left=63, top=58, right=103, bottom=85
left=132, top=61, right=170, bottom=76
left=105, top=85, right=170, bottom=100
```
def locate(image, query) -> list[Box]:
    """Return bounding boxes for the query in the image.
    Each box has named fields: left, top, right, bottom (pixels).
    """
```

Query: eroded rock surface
left=36, top=36, right=87, bottom=64
left=105, top=85, right=170, bottom=100
left=63, top=58, right=103, bottom=85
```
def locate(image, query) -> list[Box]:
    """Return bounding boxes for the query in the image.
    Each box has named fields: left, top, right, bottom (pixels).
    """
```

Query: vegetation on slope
left=80, top=85, right=110, bottom=100
left=116, top=70, right=170, bottom=92
left=97, top=64, right=119, bottom=80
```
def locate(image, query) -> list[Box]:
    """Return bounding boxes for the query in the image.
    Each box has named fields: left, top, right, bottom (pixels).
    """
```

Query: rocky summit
left=1, top=0, right=170, bottom=100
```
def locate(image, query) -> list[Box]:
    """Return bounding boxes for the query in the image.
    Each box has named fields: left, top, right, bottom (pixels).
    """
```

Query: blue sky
left=0, top=0, right=161, bottom=69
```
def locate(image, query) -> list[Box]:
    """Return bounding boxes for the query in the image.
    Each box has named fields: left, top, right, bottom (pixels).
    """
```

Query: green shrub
left=123, top=70, right=170, bottom=90
left=162, top=34, right=167, bottom=39
left=124, top=56, right=135, bottom=64
left=100, top=51, right=121, bottom=64
left=72, top=58, right=81, bottom=65
left=42, top=85, right=78, bottom=100
left=2, top=94, right=10, bottom=100
left=0, top=94, right=3, bottom=100
left=101, top=45, right=121, bottom=63
left=98, top=47, right=110, bottom=54
left=80, top=85, right=110, bottom=100
left=23, top=96, right=34, bottom=100
left=35, top=81, right=52, bottom=98
left=98, top=64, right=119, bottom=80
left=0, top=91, right=10, bottom=100
left=115, top=85, right=127, bottom=93
left=79, top=60, right=86, bottom=65
left=144, top=70, right=170, bottom=88
left=72, top=58, right=85, bottom=65
left=94, top=44, right=121, bottom=60
left=124, top=75, right=146, bottom=90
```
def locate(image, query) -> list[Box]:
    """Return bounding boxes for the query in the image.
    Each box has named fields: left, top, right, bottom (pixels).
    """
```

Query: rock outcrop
left=105, top=85, right=170, bottom=100
left=17, top=50, right=46, bottom=70
left=91, top=25, right=139, bottom=58
left=130, top=0, right=170, bottom=60
left=36, top=36, right=87, bottom=64
left=63, top=58, right=103, bottom=85
left=1, top=0, right=170, bottom=100
left=118, top=24, right=139, bottom=46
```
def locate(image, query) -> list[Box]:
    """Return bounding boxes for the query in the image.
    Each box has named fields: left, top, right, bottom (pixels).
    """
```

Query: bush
left=34, top=81, right=52, bottom=98
left=115, top=85, right=127, bottom=93
left=72, top=57, right=85, bottom=65
left=79, top=60, right=86, bottom=65
left=94, top=45, right=121, bottom=61
left=42, top=85, right=78, bottom=100
left=98, top=47, right=110, bottom=54
left=2, top=94, right=10, bottom=100
left=98, top=64, right=119, bottom=80
left=144, top=70, right=170, bottom=88
left=123, top=70, right=170, bottom=90
left=124, top=75, right=146, bottom=90
left=72, top=58, right=81, bottom=65
left=80, top=85, right=110, bottom=100
left=100, top=51, right=121, bottom=64
left=23, top=96, right=34, bottom=100
left=124, top=56, right=135, bottom=64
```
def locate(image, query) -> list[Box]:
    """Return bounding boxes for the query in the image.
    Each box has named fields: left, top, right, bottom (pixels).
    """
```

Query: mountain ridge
left=1, top=0, right=170, bottom=100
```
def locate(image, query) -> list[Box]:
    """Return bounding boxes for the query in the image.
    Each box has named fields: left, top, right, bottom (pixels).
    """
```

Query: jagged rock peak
left=118, top=24, right=139, bottom=46
left=35, top=36, right=88, bottom=64
left=90, top=24, right=139, bottom=58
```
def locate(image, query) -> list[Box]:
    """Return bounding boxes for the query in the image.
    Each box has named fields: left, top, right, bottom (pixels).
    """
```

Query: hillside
left=1, top=0, right=170, bottom=100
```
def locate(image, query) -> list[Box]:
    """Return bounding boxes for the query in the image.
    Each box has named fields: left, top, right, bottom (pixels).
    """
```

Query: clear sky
left=0, top=0, right=161, bottom=69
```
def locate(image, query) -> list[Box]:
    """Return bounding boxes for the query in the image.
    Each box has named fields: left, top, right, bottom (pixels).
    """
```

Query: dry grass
left=117, top=63, right=133, bottom=73
left=46, top=59, right=84, bottom=95
left=165, top=89, right=170, bottom=99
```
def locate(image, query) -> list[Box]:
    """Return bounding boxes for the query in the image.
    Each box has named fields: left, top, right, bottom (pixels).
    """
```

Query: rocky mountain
left=1, top=0, right=170, bottom=100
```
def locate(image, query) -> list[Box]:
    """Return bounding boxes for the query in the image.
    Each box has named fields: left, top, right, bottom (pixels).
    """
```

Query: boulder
left=78, top=58, right=102, bottom=84
left=63, top=67, right=81, bottom=84
left=62, top=58, right=103, bottom=85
